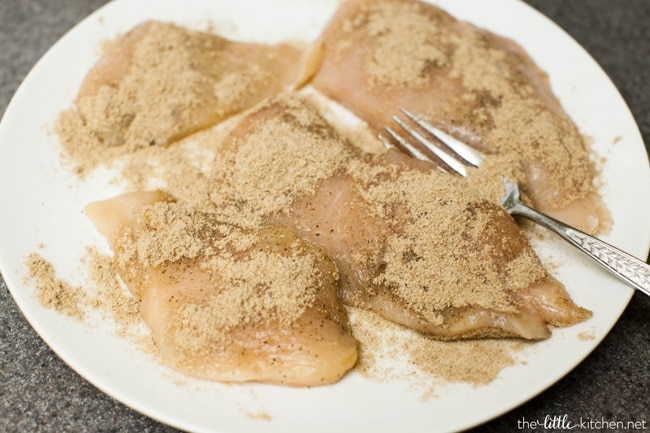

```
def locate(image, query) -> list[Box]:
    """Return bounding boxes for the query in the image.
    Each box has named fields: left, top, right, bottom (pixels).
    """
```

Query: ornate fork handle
left=501, top=181, right=650, bottom=297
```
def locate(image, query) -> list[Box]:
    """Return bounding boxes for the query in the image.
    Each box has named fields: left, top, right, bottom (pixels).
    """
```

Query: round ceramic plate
left=0, top=0, right=648, bottom=432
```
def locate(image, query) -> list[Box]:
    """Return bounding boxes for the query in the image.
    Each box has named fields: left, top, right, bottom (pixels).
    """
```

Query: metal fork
left=379, top=109, right=650, bottom=297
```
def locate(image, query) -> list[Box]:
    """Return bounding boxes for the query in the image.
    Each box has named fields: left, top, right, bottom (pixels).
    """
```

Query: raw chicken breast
left=76, top=21, right=307, bottom=149
left=85, top=191, right=357, bottom=386
left=210, top=94, right=591, bottom=340
left=309, top=0, right=610, bottom=234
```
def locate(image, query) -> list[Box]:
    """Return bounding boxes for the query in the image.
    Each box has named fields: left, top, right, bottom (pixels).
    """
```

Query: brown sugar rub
left=26, top=253, right=87, bottom=320
left=309, top=0, right=611, bottom=234
left=85, top=191, right=357, bottom=386
left=210, top=94, right=591, bottom=341
left=62, top=2, right=601, bottom=388
left=57, top=21, right=307, bottom=174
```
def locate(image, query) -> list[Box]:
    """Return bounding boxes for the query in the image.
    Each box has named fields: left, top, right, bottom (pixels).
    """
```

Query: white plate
left=0, top=0, right=648, bottom=432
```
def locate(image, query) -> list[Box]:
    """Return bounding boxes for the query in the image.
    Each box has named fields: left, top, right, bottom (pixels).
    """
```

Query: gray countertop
left=1, top=1, right=648, bottom=432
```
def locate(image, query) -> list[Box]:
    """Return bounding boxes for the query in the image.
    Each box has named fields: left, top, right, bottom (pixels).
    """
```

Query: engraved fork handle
left=501, top=191, right=650, bottom=297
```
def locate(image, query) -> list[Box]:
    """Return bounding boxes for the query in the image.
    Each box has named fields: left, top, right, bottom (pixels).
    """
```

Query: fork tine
left=380, top=127, right=431, bottom=162
left=401, top=109, right=483, bottom=168
left=391, top=115, right=468, bottom=177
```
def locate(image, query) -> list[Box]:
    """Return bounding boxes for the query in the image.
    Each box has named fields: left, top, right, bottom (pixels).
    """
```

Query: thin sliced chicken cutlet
left=74, top=21, right=307, bottom=150
left=85, top=191, right=357, bottom=386
left=210, top=94, right=591, bottom=341
left=309, top=0, right=610, bottom=234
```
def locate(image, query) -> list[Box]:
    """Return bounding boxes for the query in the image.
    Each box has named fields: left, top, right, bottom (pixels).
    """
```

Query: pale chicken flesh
left=209, top=94, right=591, bottom=341
left=76, top=21, right=307, bottom=149
left=77, top=1, right=606, bottom=387
left=309, top=0, right=610, bottom=234
left=85, top=191, right=358, bottom=386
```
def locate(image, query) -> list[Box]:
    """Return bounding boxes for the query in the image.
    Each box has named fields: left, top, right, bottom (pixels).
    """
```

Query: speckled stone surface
left=0, top=1, right=648, bottom=432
